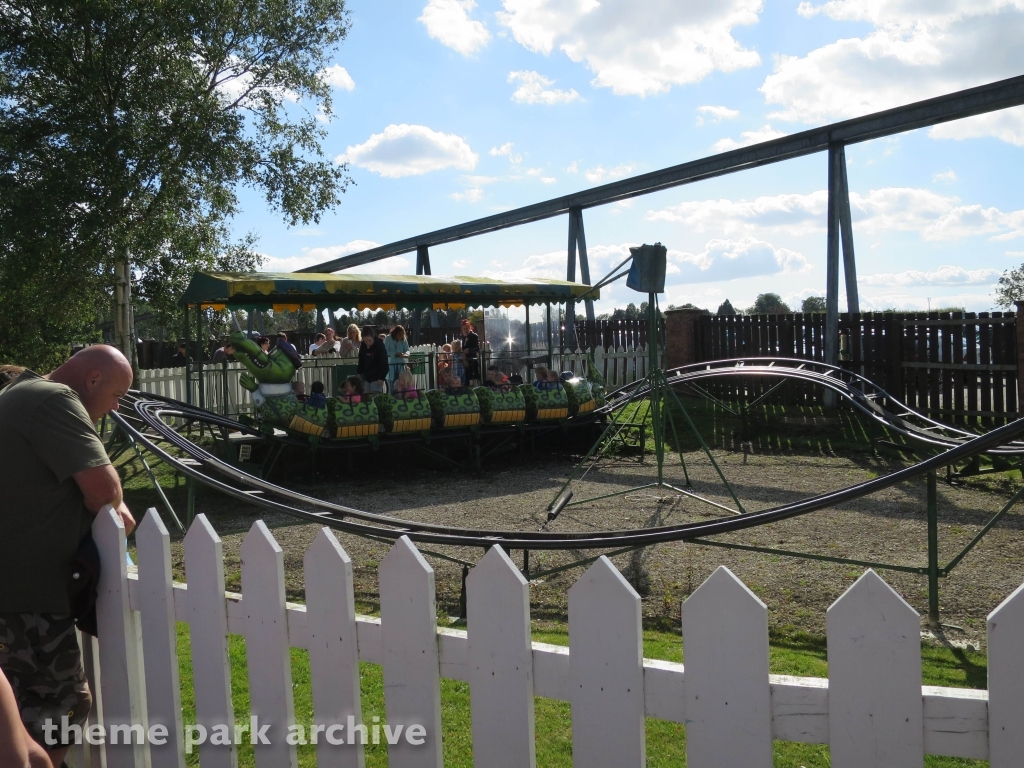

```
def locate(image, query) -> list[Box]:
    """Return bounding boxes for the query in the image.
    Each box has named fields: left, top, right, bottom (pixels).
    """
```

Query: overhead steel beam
left=300, top=74, right=1024, bottom=274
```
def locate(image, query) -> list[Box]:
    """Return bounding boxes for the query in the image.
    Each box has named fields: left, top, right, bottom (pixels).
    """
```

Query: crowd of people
left=161, top=318, right=576, bottom=405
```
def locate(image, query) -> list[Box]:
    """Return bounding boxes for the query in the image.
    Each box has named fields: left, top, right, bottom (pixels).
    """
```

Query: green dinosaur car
left=426, top=389, right=481, bottom=429
left=518, top=383, right=570, bottom=421
left=475, top=387, right=528, bottom=424
left=230, top=331, right=379, bottom=441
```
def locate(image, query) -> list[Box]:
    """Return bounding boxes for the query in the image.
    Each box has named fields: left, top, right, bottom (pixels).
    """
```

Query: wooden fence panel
left=304, top=528, right=365, bottom=768
left=988, top=581, right=1024, bottom=767
left=827, top=569, right=923, bottom=767
left=467, top=546, right=536, bottom=768
left=693, top=311, right=1019, bottom=420
left=379, top=536, right=444, bottom=768
left=568, top=557, right=644, bottom=768
left=183, top=515, right=237, bottom=768
left=682, top=566, right=772, bottom=766
left=136, top=510, right=186, bottom=768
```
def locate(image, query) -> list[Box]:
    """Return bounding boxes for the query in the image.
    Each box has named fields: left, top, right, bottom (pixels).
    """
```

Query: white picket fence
left=71, top=506, right=1024, bottom=768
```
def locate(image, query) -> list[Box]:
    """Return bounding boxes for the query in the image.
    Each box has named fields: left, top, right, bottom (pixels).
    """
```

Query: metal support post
left=566, top=212, right=578, bottom=348
left=573, top=208, right=596, bottom=324
left=196, top=306, right=206, bottom=413
left=837, top=147, right=860, bottom=314
left=416, top=244, right=432, bottom=275
left=545, top=302, right=553, bottom=368
left=927, top=468, right=940, bottom=626
left=184, top=304, right=192, bottom=406
left=824, top=144, right=842, bottom=408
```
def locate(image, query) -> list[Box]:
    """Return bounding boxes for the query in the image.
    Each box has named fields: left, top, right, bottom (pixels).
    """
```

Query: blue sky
left=232, top=0, right=1024, bottom=315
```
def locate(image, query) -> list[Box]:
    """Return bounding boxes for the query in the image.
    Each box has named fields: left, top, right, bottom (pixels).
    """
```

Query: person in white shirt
left=309, top=333, right=326, bottom=354
left=312, top=327, right=341, bottom=356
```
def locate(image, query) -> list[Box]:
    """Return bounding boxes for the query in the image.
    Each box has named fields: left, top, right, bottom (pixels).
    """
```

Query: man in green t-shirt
left=0, top=344, right=135, bottom=767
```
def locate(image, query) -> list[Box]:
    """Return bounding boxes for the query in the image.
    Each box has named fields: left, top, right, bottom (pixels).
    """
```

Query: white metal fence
left=72, top=506, right=1022, bottom=768
left=135, top=344, right=658, bottom=415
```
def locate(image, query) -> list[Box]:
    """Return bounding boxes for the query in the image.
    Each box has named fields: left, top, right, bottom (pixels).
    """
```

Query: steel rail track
left=112, top=360, right=1024, bottom=550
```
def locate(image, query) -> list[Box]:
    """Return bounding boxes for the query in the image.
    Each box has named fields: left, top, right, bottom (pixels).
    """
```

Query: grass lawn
left=173, top=621, right=988, bottom=768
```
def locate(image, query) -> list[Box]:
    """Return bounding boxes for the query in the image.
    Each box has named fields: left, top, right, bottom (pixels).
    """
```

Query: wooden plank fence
left=72, top=506, right=1023, bottom=768
left=695, top=311, right=1019, bottom=423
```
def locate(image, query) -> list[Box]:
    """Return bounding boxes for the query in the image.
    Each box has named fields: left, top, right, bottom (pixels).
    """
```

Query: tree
left=995, top=263, right=1024, bottom=309
left=801, top=296, right=827, bottom=313
left=0, top=1, right=352, bottom=371
left=747, top=293, right=791, bottom=315
left=716, top=299, right=737, bottom=316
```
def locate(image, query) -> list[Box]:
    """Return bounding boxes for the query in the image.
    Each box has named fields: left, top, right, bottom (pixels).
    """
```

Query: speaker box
left=626, top=243, right=667, bottom=293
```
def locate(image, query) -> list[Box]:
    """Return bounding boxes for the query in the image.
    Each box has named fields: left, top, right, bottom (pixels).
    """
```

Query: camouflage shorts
left=0, top=613, right=92, bottom=747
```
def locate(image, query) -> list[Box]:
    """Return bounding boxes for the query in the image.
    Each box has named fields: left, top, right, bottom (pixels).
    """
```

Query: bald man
left=0, top=345, right=135, bottom=767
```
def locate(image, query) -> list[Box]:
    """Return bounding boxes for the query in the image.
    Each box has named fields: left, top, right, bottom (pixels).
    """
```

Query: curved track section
left=114, top=359, right=1024, bottom=550
left=599, top=357, right=1024, bottom=455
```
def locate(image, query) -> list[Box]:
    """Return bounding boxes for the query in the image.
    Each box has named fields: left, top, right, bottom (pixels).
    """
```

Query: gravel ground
left=167, top=446, right=1024, bottom=648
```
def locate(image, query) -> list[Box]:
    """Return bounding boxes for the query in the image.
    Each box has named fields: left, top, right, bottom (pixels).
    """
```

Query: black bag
left=68, top=531, right=101, bottom=637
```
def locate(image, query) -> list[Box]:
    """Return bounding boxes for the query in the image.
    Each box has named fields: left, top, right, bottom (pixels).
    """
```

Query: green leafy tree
left=995, top=264, right=1024, bottom=309
left=0, top=0, right=352, bottom=370
left=747, top=293, right=791, bottom=315
left=716, top=299, right=737, bottom=315
left=801, top=296, right=827, bottom=313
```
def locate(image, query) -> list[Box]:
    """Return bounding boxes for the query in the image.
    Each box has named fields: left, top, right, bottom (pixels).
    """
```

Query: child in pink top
left=392, top=370, right=420, bottom=400
left=339, top=375, right=363, bottom=404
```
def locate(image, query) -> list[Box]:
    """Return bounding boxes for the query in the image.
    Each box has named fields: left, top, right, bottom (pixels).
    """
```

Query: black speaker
left=626, top=243, right=667, bottom=293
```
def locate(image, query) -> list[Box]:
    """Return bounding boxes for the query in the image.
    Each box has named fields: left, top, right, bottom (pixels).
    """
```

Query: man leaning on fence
left=0, top=345, right=136, bottom=768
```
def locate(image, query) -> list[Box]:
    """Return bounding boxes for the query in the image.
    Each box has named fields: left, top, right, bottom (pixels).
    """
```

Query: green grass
left=174, top=622, right=988, bottom=767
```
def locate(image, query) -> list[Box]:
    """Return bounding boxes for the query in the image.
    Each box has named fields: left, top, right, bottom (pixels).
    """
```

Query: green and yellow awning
left=181, top=272, right=598, bottom=312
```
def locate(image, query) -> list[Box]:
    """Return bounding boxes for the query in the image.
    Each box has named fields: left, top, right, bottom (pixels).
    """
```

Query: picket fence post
left=93, top=506, right=148, bottom=768
left=827, top=569, right=923, bottom=767
left=682, top=565, right=772, bottom=766
left=379, top=536, right=443, bottom=768
left=466, top=546, right=536, bottom=768
left=988, top=580, right=1024, bottom=767
left=240, top=521, right=298, bottom=768
left=568, top=556, right=644, bottom=768
left=183, top=515, right=237, bottom=768
left=304, top=528, right=365, bottom=768
left=135, top=509, right=186, bottom=768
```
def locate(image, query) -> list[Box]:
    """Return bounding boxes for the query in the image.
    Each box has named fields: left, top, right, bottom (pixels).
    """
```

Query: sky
left=231, top=0, right=1024, bottom=316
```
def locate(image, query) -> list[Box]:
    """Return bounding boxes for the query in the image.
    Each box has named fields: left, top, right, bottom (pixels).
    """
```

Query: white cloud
left=541, top=176, right=557, bottom=184
left=647, top=187, right=1024, bottom=242
left=712, top=124, right=786, bottom=152
left=489, top=142, right=523, bottom=163
left=452, top=259, right=469, bottom=269
left=584, top=163, right=634, bottom=183
left=933, top=170, right=957, bottom=183
left=482, top=238, right=805, bottom=285
left=669, top=237, right=809, bottom=283
left=320, top=65, right=355, bottom=91
left=861, top=265, right=1002, bottom=287
left=566, top=161, right=579, bottom=173
left=262, top=240, right=385, bottom=272
left=760, top=1, right=1024, bottom=145
left=337, top=124, right=478, bottom=178
left=508, top=70, right=580, bottom=105
left=450, top=175, right=498, bottom=203
left=419, top=0, right=491, bottom=55
left=696, top=105, right=740, bottom=126
left=450, top=188, right=485, bottom=202
left=497, top=0, right=763, bottom=97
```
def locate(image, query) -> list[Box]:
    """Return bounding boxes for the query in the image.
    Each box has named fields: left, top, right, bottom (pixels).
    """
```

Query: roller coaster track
left=111, top=358, right=1024, bottom=551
